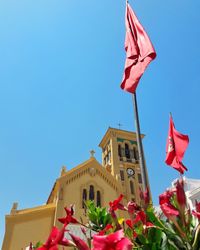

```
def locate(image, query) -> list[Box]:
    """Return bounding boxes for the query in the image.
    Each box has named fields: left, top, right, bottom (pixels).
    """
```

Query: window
left=82, top=189, right=87, bottom=208
left=130, top=149, right=134, bottom=159
left=133, top=147, right=137, bottom=160
left=118, top=145, right=122, bottom=157
left=135, top=148, right=139, bottom=160
left=125, top=143, right=130, bottom=159
left=130, top=181, right=134, bottom=195
left=138, top=173, right=142, bottom=184
left=120, top=170, right=125, bottom=181
left=89, top=185, right=95, bottom=200
left=108, top=151, right=111, bottom=162
left=97, top=191, right=101, bottom=207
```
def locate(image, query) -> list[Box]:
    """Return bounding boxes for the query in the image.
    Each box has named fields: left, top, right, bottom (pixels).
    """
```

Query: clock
left=126, top=168, right=135, bottom=177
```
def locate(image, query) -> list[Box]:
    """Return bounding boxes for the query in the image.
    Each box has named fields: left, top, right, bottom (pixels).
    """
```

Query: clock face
left=127, top=168, right=135, bottom=177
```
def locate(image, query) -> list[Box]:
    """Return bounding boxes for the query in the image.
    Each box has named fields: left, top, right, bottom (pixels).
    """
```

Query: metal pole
left=132, top=92, right=148, bottom=191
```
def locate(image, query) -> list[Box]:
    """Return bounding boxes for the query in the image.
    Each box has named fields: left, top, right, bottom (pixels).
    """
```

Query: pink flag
left=120, top=3, right=156, bottom=93
left=165, top=115, right=189, bottom=174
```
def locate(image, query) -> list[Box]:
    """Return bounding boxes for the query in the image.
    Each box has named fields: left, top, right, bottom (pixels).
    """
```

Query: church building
left=2, top=127, right=150, bottom=250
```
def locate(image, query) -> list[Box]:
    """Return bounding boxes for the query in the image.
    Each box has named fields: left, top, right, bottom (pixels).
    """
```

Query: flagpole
left=132, top=92, right=148, bottom=191
left=126, top=0, right=148, bottom=190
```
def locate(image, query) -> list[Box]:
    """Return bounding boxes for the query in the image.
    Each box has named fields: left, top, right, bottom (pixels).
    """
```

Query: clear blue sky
left=0, top=0, right=200, bottom=244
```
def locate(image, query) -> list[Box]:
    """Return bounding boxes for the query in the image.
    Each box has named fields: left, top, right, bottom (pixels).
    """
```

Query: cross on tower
left=118, top=123, right=123, bottom=130
left=90, top=150, right=95, bottom=158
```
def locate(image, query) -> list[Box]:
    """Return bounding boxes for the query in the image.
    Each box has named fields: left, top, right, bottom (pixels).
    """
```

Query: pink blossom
left=127, top=201, right=139, bottom=214
left=140, top=187, right=150, bottom=207
left=98, top=224, right=113, bottom=235
left=109, top=194, right=126, bottom=211
left=37, top=226, right=74, bottom=250
left=160, top=203, right=179, bottom=220
left=159, top=189, right=174, bottom=205
left=192, top=200, right=200, bottom=220
left=58, top=206, right=79, bottom=225
left=92, top=229, right=133, bottom=250
left=176, top=179, right=186, bottom=209
left=69, top=232, right=90, bottom=250
left=195, top=200, right=200, bottom=212
left=126, top=211, right=154, bottom=231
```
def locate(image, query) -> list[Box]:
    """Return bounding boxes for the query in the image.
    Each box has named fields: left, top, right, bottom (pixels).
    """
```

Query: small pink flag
left=120, top=3, right=156, bottom=93
left=165, top=115, right=189, bottom=174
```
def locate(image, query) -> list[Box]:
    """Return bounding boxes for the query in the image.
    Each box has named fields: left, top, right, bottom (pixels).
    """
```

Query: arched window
left=82, top=189, right=87, bottom=208
left=138, top=173, right=142, bottom=184
left=109, top=151, right=111, bottom=160
left=97, top=191, right=101, bottom=207
left=118, top=145, right=122, bottom=157
left=120, top=170, right=125, bottom=181
left=135, top=148, right=139, bottom=160
left=125, top=143, right=130, bottom=159
left=130, top=181, right=134, bottom=195
left=89, top=185, right=95, bottom=200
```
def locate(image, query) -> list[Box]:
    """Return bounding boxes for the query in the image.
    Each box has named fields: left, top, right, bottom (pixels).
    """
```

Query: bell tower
left=99, top=127, right=150, bottom=203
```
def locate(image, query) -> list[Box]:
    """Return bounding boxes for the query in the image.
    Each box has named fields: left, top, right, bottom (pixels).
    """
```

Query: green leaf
left=135, top=223, right=143, bottom=236
left=147, top=227, right=162, bottom=244
left=146, top=207, right=166, bottom=229
left=138, top=234, right=148, bottom=245
left=34, top=241, right=43, bottom=248
left=192, top=224, right=200, bottom=250
left=125, top=227, right=133, bottom=239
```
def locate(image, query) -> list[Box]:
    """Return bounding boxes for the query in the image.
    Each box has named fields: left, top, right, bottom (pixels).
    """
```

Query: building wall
left=2, top=204, right=55, bottom=250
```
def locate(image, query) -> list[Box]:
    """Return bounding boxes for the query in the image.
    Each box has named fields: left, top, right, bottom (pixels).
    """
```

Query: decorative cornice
left=57, top=157, right=123, bottom=193
left=99, top=127, right=145, bottom=148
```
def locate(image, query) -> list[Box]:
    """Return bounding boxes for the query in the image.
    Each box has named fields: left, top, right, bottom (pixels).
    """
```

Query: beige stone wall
left=2, top=204, right=55, bottom=250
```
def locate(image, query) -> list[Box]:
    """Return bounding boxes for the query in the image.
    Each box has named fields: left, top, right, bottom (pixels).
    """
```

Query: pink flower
left=37, top=226, right=75, bottom=250
left=80, top=226, right=87, bottom=235
left=160, top=203, right=179, bottom=220
left=109, top=194, right=126, bottom=211
left=126, top=211, right=154, bottom=231
left=195, top=200, right=200, bottom=212
left=92, top=229, right=133, bottom=250
left=29, top=242, right=33, bottom=250
left=127, top=201, right=139, bottom=214
left=140, top=187, right=150, bottom=208
left=69, top=232, right=90, bottom=250
left=176, top=179, right=186, bottom=210
left=126, top=219, right=133, bottom=229
left=98, top=224, right=113, bottom=235
left=159, top=189, right=174, bottom=205
left=109, top=195, right=126, bottom=221
left=132, top=211, right=146, bottom=225
left=192, top=200, right=200, bottom=220
left=58, top=206, right=79, bottom=225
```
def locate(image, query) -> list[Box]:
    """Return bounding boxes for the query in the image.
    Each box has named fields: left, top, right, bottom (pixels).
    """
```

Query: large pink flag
left=165, top=115, right=189, bottom=174
left=120, top=3, right=156, bottom=93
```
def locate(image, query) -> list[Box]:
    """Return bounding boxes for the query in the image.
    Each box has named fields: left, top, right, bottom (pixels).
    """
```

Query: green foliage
left=33, top=179, right=200, bottom=249
left=33, top=241, right=43, bottom=249
left=85, top=200, right=112, bottom=232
